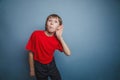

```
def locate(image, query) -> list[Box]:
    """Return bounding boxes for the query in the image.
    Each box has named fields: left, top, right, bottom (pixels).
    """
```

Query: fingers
left=60, top=25, right=63, bottom=29
left=57, top=25, right=64, bottom=30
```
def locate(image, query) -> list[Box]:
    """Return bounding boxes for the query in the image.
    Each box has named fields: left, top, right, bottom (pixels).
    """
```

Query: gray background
left=0, top=0, right=120, bottom=80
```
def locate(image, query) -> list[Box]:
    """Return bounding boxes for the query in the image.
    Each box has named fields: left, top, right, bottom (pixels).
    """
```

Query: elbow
left=65, top=51, right=71, bottom=56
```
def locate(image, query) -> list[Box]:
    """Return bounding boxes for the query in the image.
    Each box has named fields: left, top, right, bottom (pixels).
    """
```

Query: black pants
left=34, top=59, right=61, bottom=80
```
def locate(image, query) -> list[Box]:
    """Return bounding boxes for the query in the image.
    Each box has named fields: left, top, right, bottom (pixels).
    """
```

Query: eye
left=55, top=21, right=58, bottom=23
left=48, top=20, right=52, bottom=22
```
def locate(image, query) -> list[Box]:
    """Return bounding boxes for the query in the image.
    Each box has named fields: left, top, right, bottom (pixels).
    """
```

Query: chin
left=48, top=30, right=55, bottom=33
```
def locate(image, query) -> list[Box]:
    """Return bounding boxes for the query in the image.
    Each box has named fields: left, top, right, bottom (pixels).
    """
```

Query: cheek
left=54, top=26, right=59, bottom=30
left=54, top=23, right=59, bottom=27
left=55, top=26, right=59, bottom=30
left=47, top=22, right=50, bottom=25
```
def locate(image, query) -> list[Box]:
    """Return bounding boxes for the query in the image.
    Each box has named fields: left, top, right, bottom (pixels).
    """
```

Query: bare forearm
left=28, top=51, right=35, bottom=72
left=59, top=37, right=71, bottom=56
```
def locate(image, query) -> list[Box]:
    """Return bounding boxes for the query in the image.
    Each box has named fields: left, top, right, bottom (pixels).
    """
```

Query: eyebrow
left=49, top=16, right=58, bottom=19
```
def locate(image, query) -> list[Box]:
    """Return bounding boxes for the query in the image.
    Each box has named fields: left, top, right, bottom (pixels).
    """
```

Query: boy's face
left=46, top=17, right=60, bottom=33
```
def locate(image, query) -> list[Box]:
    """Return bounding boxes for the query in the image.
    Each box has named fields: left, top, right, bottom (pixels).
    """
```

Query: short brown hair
left=45, top=14, right=62, bottom=27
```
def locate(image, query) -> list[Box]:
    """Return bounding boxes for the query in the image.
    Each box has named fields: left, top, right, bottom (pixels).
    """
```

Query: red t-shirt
left=26, top=30, right=63, bottom=64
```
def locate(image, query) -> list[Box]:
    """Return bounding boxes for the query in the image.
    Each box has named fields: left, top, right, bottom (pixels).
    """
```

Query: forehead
left=48, top=16, right=59, bottom=20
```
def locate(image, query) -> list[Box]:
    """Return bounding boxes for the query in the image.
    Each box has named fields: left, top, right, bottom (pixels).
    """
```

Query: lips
left=47, top=27, right=54, bottom=31
left=48, top=26, right=54, bottom=29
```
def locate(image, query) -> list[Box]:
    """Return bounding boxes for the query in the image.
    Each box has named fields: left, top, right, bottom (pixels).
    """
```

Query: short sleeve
left=57, top=41, right=63, bottom=52
left=25, top=31, right=36, bottom=53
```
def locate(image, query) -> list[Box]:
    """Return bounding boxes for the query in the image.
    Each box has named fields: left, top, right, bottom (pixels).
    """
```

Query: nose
left=50, top=21, right=53, bottom=25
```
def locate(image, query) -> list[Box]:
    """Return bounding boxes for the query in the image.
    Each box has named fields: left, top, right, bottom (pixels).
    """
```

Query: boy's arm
left=56, top=25, right=71, bottom=56
left=59, top=37, right=71, bottom=56
left=28, top=51, right=35, bottom=77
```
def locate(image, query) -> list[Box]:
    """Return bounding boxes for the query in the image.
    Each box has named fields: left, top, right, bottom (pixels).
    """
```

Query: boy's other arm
left=29, top=51, right=35, bottom=77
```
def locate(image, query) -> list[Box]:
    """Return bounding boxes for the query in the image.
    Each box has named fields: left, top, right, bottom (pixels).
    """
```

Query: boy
left=26, top=14, right=71, bottom=80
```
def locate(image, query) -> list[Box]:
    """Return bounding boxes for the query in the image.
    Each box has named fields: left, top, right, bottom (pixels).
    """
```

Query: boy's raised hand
left=56, top=25, right=63, bottom=40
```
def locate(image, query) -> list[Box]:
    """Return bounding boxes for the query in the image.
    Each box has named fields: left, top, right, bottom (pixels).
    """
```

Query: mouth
left=47, top=27, right=55, bottom=31
left=48, top=26, right=54, bottom=29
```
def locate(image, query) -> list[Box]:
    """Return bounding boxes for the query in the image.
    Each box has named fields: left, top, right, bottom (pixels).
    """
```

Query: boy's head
left=45, top=14, right=62, bottom=33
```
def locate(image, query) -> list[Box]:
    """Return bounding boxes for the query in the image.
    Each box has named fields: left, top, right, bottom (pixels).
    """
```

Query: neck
left=45, top=31, right=54, bottom=37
